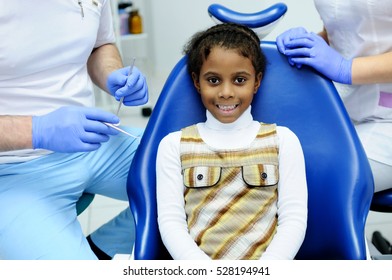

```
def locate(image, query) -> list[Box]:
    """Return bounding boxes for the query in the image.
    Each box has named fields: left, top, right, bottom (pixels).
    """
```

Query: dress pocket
left=182, top=166, right=221, bottom=188
left=242, top=164, right=279, bottom=187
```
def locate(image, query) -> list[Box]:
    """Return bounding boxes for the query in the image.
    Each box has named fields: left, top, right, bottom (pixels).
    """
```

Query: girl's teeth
left=218, top=105, right=236, bottom=110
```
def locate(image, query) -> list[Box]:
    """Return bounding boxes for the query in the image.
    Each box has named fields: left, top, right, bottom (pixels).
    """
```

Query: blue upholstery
left=208, top=3, right=287, bottom=28
left=127, top=42, right=374, bottom=260
left=208, top=3, right=287, bottom=39
left=371, top=189, right=392, bottom=213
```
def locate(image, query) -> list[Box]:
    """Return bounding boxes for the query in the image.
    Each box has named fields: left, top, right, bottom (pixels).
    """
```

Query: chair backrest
left=127, top=42, right=374, bottom=260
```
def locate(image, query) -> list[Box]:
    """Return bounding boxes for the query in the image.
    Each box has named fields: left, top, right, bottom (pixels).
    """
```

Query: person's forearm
left=318, top=26, right=392, bottom=85
left=87, top=43, right=123, bottom=93
left=317, top=27, right=329, bottom=44
left=352, top=52, right=392, bottom=84
left=0, top=115, right=33, bottom=151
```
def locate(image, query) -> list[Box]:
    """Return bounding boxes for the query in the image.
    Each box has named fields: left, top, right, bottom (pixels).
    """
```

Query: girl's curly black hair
left=183, top=22, right=266, bottom=79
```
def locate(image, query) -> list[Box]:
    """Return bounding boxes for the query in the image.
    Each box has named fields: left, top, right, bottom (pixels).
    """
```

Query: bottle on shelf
left=118, top=1, right=133, bottom=35
left=129, top=8, right=143, bottom=34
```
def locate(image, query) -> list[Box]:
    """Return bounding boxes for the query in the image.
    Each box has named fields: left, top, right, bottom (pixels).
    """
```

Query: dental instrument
left=104, top=122, right=140, bottom=138
left=116, top=57, right=136, bottom=117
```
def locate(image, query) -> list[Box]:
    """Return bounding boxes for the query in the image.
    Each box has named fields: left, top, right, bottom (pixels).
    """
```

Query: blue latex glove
left=276, top=27, right=309, bottom=69
left=32, top=106, right=120, bottom=153
left=277, top=30, right=352, bottom=84
left=106, top=66, right=148, bottom=106
left=276, top=27, right=309, bottom=66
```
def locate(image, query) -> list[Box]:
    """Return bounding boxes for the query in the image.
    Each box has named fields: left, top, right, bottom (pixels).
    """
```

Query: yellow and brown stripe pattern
left=180, top=123, right=279, bottom=260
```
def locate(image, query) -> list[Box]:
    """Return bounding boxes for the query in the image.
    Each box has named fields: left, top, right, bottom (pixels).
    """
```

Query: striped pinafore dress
left=180, top=123, right=279, bottom=259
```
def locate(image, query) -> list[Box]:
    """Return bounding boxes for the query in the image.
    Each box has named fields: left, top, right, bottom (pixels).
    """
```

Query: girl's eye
left=235, top=77, right=247, bottom=84
left=207, top=77, right=220, bottom=84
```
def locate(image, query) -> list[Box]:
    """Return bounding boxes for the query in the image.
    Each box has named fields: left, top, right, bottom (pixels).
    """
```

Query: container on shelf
left=118, top=1, right=133, bottom=35
left=129, top=8, right=143, bottom=34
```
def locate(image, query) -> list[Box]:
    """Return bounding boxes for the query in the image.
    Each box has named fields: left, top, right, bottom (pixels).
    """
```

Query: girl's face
left=192, top=47, right=262, bottom=124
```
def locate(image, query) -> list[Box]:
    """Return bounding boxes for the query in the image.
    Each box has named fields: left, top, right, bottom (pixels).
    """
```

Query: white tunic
left=314, top=0, right=392, bottom=165
left=0, top=0, right=115, bottom=163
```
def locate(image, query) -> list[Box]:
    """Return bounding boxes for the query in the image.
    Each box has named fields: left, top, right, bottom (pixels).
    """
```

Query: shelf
left=118, top=31, right=149, bottom=78
left=120, top=33, right=148, bottom=41
left=120, top=33, right=148, bottom=58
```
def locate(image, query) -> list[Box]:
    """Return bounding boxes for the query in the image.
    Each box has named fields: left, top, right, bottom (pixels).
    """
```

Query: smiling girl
left=156, top=23, right=308, bottom=260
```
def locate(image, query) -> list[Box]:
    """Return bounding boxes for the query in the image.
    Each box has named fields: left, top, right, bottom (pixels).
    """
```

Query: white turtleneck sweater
left=156, top=107, right=308, bottom=260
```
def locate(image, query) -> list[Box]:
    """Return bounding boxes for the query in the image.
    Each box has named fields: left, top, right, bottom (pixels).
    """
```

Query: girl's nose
left=218, top=83, right=234, bottom=98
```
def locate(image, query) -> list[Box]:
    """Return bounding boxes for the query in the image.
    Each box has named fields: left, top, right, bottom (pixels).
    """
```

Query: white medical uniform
left=314, top=0, right=392, bottom=192
left=0, top=1, right=140, bottom=259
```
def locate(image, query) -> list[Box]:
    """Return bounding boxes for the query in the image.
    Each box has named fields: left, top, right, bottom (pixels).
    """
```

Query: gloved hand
left=276, top=27, right=309, bottom=61
left=32, top=106, right=120, bottom=153
left=277, top=30, right=352, bottom=84
left=106, top=66, right=148, bottom=106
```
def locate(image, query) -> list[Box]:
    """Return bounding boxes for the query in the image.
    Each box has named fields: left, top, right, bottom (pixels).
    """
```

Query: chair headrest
left=208, top=3, right=288, bottom=39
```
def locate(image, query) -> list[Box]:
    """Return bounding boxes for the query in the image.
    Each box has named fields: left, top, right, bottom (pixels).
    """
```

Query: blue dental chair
left=126, top=4, right=374, bottom=260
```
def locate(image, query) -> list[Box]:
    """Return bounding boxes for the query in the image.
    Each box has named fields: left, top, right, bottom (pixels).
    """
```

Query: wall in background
left=146, top=0, right=323, bottom=83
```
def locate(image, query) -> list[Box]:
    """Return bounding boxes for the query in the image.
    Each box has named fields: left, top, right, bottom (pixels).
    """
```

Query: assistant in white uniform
left=277, top=0, right=392, bottom=192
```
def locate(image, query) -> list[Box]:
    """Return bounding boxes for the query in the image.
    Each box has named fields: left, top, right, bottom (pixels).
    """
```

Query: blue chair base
left=371, top=189, right=392, bottom=213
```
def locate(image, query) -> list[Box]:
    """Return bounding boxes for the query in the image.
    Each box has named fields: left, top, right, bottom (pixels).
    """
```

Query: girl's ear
left=254, top=72, right=262, bottom=94
left=192, top=72, right=201, bottom=93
